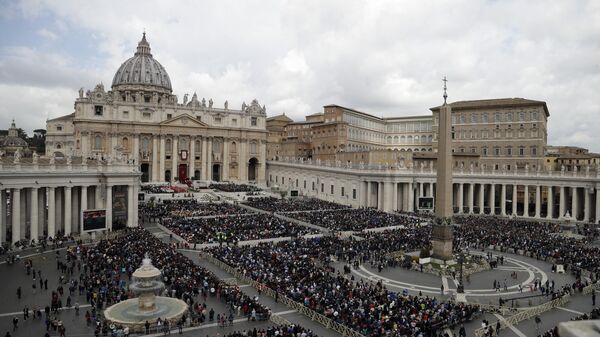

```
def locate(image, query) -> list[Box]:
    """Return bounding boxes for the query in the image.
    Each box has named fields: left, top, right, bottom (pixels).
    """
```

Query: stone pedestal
left=431, top=222, right=454, bottom=261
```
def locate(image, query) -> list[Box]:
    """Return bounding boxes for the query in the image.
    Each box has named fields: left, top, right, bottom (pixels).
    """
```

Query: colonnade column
left=500, top=184, right=506, bottom=216
left=189, top=137, right=196, bottom=180
left=366, top=181, right=371, bottom=208
left=106, top=185, right=113, bottom=231
left=572, top=187, right=578, bottom=219
left=512, top=185, right=518, bottom=215
left=377, top=182, right=383, bottom=210
left=171, top=136, right=178, bottom=182
left=478, top=184, right=485, bottom=214
left=47, top=187, right=55, bottom=238
left=559, top=186, right=566, bottom=218
left=583, top=188, right=590, bottom=222
left=523, top=185, right=529, bottom=217
left=64, top=187, right=72, bottom=235
left=392, top=183, right=398, bottom=211
left=383, top=181, right=393, bottom=212
left=0, top=190, right=5, bottom=244
left=596, top=188, right=600, bottom=223
left=159, top=136, right=166, bottom=182
left=489, top=184, right=495, bottom=215
left=152, top=136, right=159, bottom=182
left=429, top=183, right=434, bottom=197
left=419, top=183, right=424, bottom=198
left=546, top=186, right=553, bottom=219
left=535, top=185, right=541, bottom=218
left=468, top=183, right=474, bottom=214
left=407, top=182, right=414, bottom=212
left=457, top=183, right=464, bottom=214
left=11, top=188, right=20, bottom=243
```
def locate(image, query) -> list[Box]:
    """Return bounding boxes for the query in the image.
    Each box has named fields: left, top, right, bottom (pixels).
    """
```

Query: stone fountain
left=103, top=254, right=188, bottom=331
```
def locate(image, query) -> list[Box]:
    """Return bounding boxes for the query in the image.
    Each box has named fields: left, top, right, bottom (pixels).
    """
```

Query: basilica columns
left=207, top=137, right=213, bottom=180
left=478, top=184, right=485, bottom=214
left=172, top=136, right=178, bottom=182
left=159, top=136, right=166, bottom=181
left=596, top=188, right=600, bottom=223
left=583, top=188, right=590, bottom=222
left=572, top=187, right=579, bottom=220
left=457, top=183, right=464, bottom=214
left=80, top=186, right=88, bottom=233
left=201, top=137, right=208, bottom=180
left=222, top=139, right=229, bottom=181
left=0, top=190, right=5, bottom=244
left=127, top=185, right=134, bottom=227
left=489, top=184, right=495, bottom=215
left=189, top=137, right=196, bottom=180
left=534, top=185, right=541, bottom=218
left=407, top=182, right=414, bottom=212
left=152, top=136, right=159, bottom=182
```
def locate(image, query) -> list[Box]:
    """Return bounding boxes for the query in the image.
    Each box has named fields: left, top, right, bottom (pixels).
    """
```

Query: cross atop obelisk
left=442, top=76, right=448, bottom=105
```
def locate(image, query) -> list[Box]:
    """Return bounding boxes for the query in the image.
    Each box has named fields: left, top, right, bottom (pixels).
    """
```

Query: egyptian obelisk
left=431, top=77, right=454, bottom=261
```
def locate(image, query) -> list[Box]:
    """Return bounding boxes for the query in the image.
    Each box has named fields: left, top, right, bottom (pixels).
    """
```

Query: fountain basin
left=104, top=296, right=188, bottom=331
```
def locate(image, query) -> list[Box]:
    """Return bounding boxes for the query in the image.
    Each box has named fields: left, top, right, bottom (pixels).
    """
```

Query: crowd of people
left=80, top=228, right=271, bottom=331
left=207, top=237, right=478, bottom=337
left=210, top=183, right=262, bottom=193
left=286, top=208, right=423, bottom=231
left=454, top=216, right=600, bottom=279
left=217, top=324, right=319, bottom=337
left=244, top=197, right=349, bottom=213
left=162, top=214, right=318, bottom=244
left=139, top=199, right=249, bottom=221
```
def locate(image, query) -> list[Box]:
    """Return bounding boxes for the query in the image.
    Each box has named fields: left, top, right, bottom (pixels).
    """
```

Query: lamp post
left=457, top=249, right=465, bottom=293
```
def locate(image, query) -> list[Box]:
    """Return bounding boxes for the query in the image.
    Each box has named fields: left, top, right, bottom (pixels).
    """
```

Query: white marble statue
left=208, top=98, right=213, bottom=108
left=224, top=100, right=228, bottom=110
left=13, top=149, right=21, bottom=163
left=32, top=151, right=39, bottom=164
left=183, top=93, right=189, bottom=105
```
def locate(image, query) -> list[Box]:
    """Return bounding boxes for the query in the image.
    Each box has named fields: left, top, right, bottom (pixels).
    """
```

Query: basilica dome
left=111, top=33, right=172, bottom=93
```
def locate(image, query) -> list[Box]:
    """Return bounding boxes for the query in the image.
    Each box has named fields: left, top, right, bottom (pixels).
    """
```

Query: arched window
left=400, top=136, right=406, bottom=144
left=94, top=135, right=102, bottom=150
left=407, top=136, right=413, bottom=144
left=414, top=135, right=420, bottom=143
left=195, top=140, right=201, bottom=151
left=231, top=142, right=237, bottom=153
left=393, top=136, right=399, bottom=143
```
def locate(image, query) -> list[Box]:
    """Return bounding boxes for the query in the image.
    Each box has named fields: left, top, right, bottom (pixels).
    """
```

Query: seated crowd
left=76, top=228, right=270, bottom=328
left=454, top=216, right=600, bottom=279
left=139, top=199, right=248, bottom=221
left=244, top=197, right=349, bottom=213
left=286, top=208, right=423, bottom=231
left=162, top=214, right=318, bottom=244
left=210, top=183, right=262, bottom=193
left=218, top=324, right=319, bottom=337
left=207, top=237, right=478, bottom=337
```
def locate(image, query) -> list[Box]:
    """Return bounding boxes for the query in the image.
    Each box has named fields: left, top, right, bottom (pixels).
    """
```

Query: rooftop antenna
left=442, top=76, right=448, bottom=105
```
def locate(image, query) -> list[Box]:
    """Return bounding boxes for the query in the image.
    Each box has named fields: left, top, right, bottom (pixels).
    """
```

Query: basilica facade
left=46, top=33, right=268, bottom=184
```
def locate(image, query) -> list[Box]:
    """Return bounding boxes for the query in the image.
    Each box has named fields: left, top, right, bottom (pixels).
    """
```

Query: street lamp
left=457, top=249, right=465, bottom=293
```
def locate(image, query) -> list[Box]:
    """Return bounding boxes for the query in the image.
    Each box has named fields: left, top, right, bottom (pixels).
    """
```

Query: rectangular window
left=321, top=183, right=324, bottom=193
left=519, top=147, right=525, bottom=156
left=341, top=187, right=345, bottom=197
left=507, top=147, right=512, bottom=156
left=303, top=180, right=306, bottom=189
left=353, top=189, right=357, bottom=199
left=143, top=112, right=151, bottom=119
left=94, top=105, right=103, bottom=116
left=167, top=113, right=172, bottom=119
left=196, top=116, right=202, bottom=121
left=494, top=147, right=501, bottom=156
left=482, top=148, right=488, bottom=156
left=312, top=182, right=315, bottom=190
left=251, top=117, right=258, bottom=126
left=123, top=111, right=129, bottom=118
left=232, top=118, right=237, bottom=125
left=531, top=147, right=537, bottom=156
left=56, top=126, right=62, bottom=131
left=330, top=185, right=334, bottom=194
left=214, top=117, right=222, bottom=124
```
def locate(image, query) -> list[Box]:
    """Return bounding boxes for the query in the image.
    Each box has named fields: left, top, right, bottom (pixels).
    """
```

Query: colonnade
left=0, top=184, right=138, bottom=244
left=358, top=180, right=600, bottom=222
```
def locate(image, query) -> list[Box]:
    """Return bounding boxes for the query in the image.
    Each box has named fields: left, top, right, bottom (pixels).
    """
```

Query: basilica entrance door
left=178, top=164, right=188, bottom=182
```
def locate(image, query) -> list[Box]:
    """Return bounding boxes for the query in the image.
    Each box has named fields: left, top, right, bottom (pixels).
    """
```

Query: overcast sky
left=0, top=0, right=599, bottom=149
